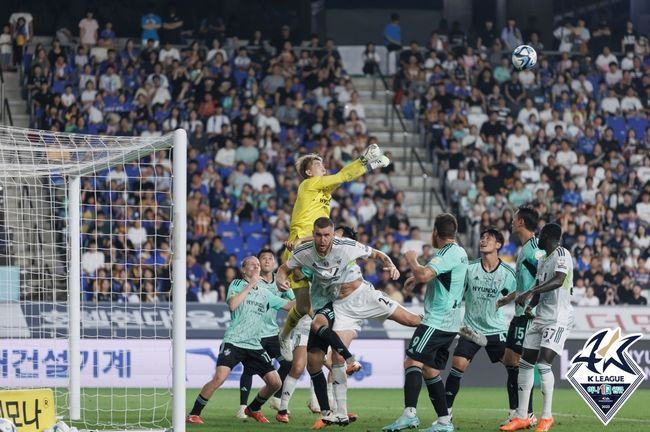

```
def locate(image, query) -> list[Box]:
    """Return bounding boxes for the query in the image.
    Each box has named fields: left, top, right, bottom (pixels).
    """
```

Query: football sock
left=279, top=375, right=298, bottom=413
left=327, top=381, right=336, bottom=412
left=247, top=393, right=268, bottom=412
left=331, top=364, right=348, bottom=416
left=281, top=306, right=303, bottom=338
left=310, top=370, right=330, bottom=411
left=516, top=359, right=535, bottom=419
left=404, top=366, right=423, bottom=410
left=425, top=375, right=449, bottom=420
left=529, top=388, right=534, bottom=415
left=274, top=360, right=292, bottom=398
left=444, top=367, right=464, bottom=408
left=316, top=325, right=353, bottom=360
left=239, top=369, right=253, bottom=405
left=506, top=365, right=519, bottom=410
left=190, top=393, right=209, bottom=416
left=538, top=362, right=554, bottom=418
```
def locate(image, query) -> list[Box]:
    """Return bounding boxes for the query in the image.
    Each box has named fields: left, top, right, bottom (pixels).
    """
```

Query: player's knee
left=267, top=373, right=282, bottom=392
left=307, top=351, right=324, bottom=373
left=291, top=355, right=307, bottom=374
left=311, top=316, right=327, bottom=332
left=451, top=356, right=468, bottom=371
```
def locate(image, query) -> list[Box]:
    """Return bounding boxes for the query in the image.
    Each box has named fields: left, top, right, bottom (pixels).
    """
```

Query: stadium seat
left=607, top=116, right=626, bottom=144
left=628, top=117, right=648, bottom=140
left=240, top=221, right=265, bottom=236
left=217, top=221, right=239, bottom=236
left=221, top=232, right=244, bottom=252
left=245, top=233, right=269, bottom=253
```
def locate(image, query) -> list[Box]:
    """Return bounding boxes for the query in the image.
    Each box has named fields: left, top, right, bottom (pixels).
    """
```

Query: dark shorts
left=307, top=302, right=336, bottom=353
left=216, top=342, right=275, bottom=377
left=405, top=324, right=457, bottom=370
left=260, top=335, right=281, bottom=359
left=506, top=315, right=532, bottom=355
left=454, top=333, right=507, bottom=363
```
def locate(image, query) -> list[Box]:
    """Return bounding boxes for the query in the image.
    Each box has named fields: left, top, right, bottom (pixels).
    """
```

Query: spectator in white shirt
left=150, top=76, right=171, bottom=106
left=78, top=11, right=99, bottom=47
left=257, top=106, right=281, bottom=134
left=215, top=138, right=236, bottom=167
left=99, top=65, right=121, bottom=95
left=356, top=195, right=378, bottom=224
left=556, top=139, right=578, bottom=169
left=595, top=46, right=617, bottom=72
left=81, top=242, right=105, bottom=275
left=621, top=87, right=643, bottom=113
left=570, top=73, right=594, bottom=96
left=636, top=192, right=650, bottom=224
left=578, top=287, right=600, bottom=306
left=544, top=110, right=567, bottom=136
left=234, top=47, right=252, bottom=70
left=344, top=91, right=366, bottom=119
left=506, top=124, right=530, bottom=157
left=553, top=21, right=573, bottom=52
left=605, top=62, right=622, bottom=85
left=198, top=281, right=219, bottom=303
left=61, top=85, right=77, bottom=107
left=516, top=98, right=539, bottom=126
left=206, top=105, right=230, bottom=135
left=206, top=38, right=228, bottom=62
left=580, top=176, right=598, bottom=204
left=140, top=120, right=162, bottom=138
left=127, top=219, right=148, bottom=249
left=250, top=160, right=276, bottom=191
left=158, top=41, right=180, bottom=65
left=600, top=88, right=621, bottom=114
left=81, top=80, right=97, bottom=104
left=401, top=227, right=426, bottom=255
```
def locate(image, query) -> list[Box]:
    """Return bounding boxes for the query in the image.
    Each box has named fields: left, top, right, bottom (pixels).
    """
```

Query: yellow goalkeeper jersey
left=288, top=159, right=367, bottom=241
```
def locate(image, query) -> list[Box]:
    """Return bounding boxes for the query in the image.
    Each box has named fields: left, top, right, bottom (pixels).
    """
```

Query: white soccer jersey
left=288, top=238, right=371, bottom=308
left=535, top=246, right=574, bottom=324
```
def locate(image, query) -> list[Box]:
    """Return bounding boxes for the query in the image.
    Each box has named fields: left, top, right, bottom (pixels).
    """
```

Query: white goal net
left=0, top=126, right=186, bottom=431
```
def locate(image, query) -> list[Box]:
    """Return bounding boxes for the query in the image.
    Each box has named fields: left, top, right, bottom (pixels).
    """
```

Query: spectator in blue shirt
left=141, top=11, right=161, bottom=47
left=562, top=180, right=582, bottom=206
left=383, top=13, right=402, bottom=51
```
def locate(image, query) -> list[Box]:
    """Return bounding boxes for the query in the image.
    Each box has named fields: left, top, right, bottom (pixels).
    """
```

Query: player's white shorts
left=291, top=315, right=311, bottom=349
left=332, top=281, right=398, bottom=332
left=523, top=319, right=573, bottom=355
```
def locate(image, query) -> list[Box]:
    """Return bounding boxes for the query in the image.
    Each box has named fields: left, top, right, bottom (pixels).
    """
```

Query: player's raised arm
left=404, top=249, right=437, bottom=283
left=369, top=248, right=400, bottom=280
left=277, top=252, right=303, bottom=291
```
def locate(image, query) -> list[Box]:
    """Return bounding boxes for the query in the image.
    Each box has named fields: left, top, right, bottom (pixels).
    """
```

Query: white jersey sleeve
left=536, top=247, right=574, bottom=325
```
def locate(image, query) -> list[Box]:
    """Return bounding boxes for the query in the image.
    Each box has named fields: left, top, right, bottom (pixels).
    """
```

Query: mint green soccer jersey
left=258, top=274, right=295, bottom=338
left=223, top=279, right=289, bottom=350
left=463, top=259, right=517, bottom=335
left=423, top=243, right=469, bottom=332
left=515, top=236, right=540, bottom=316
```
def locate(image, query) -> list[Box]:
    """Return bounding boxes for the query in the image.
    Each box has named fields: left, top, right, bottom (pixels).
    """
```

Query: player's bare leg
left=279, top=282, right=310, bottom=361
left=188, top=365, right=231, bottom=423
left=387, top=305, right=421, bottom=327
left=310, top=310, right=359, bottom=371
left=244, top=370, right=283, bottom=423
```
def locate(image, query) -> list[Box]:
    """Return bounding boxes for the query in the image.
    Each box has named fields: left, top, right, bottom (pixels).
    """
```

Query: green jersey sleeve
left=267, top=291, right=289, bottom=310
left=426, top=244, right=460, bottom=275
left=226, top=279, right=247, bottom=301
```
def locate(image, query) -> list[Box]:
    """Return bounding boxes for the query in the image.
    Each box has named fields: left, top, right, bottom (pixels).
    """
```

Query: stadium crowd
left=9, top=10, right=650, bottom=306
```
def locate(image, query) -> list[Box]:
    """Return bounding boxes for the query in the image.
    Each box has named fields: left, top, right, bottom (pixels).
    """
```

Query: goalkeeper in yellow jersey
left=278, top=144, right=390, bottom=360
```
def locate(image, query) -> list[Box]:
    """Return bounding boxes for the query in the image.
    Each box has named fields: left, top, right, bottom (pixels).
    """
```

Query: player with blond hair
left=278, top=144, right=390, bottom=360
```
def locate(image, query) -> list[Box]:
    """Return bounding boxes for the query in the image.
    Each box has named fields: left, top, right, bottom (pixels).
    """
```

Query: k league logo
left=567, top=328, right=646, bottom=425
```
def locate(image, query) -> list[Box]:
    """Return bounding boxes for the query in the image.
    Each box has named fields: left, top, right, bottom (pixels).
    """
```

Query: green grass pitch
left=75, top=387, right=650, bottom=431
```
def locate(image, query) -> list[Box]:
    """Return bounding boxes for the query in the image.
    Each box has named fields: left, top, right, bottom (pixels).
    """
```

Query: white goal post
left=0, top=126, right=186, bottom=432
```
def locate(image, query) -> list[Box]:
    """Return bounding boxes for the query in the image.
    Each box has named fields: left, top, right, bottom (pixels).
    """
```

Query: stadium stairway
left=351, top=75, right=442, bottom=240
left=1, top=71, right=29, bottom=127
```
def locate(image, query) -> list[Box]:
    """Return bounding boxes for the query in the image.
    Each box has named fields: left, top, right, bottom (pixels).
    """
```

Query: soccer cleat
left=186, top=415, right=204, bottom=424
left=244, top=407, right=270, bottom=423
left=419, top=420, right=455, bottom=432
left=535, top=417, right=553, bottom=432
left=346, top=359, right=362, bottom=375
left=321, top=410, right=349, bottom=426
left=279, top=335, right=294, bottom=362
left=312, top=418, right=327, bottom=430
left=276, top=412, right=290, bottom=423
left=269, top=396, right=281, bottom=411
left=361, top=143, right=383, bottom=163
left=382, top=415, right=421, bottom=431
left=348, top=413, right=358, bottom=423
left=499, top=416, right=533, bottom=431
left=308, top=400, right=321, bottom=413
left=529, top=414, right=538, bottom=427
left=501, top=410, right=517, bottom=426
left=459, top=325, right=488, bottom=347
left=236, top=404, right=247, bottom=419
left=366, top=155, right=391, bottom=170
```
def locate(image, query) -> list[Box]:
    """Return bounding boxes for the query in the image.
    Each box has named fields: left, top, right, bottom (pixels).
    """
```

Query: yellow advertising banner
left=0, top=389, right=56, bottom=432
